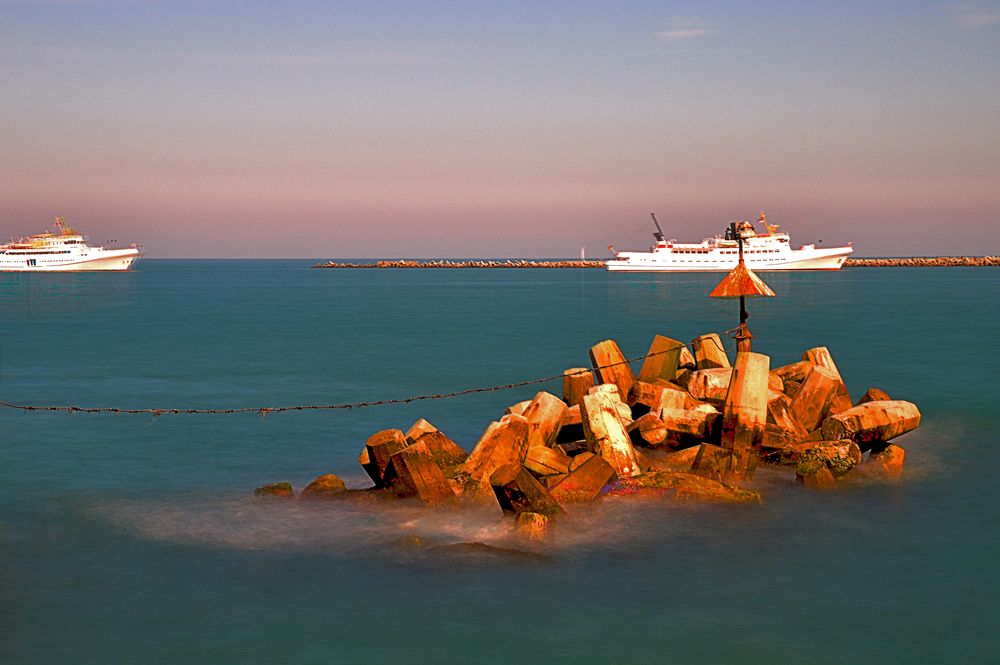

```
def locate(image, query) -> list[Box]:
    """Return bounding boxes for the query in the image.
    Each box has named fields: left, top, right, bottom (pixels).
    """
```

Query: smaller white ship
left=0, top=217, right=142, bottom=272
left=606, top=212, right=853, bottom=272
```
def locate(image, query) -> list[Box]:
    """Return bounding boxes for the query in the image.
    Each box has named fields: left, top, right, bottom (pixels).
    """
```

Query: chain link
left=1, top=335, right=732, bottom=417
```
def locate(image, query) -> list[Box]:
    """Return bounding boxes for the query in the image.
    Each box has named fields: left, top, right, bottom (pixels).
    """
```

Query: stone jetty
left=313, top=257, right=997, bottom=269
left=256, top=337, right=921, bottom=542
left=313, top=259, right=606, bottom=269
left=844, top=256, right=998, bottom=267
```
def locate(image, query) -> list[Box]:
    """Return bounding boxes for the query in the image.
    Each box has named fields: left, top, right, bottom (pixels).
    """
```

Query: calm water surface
left=1, top=261, right=997, bottom=663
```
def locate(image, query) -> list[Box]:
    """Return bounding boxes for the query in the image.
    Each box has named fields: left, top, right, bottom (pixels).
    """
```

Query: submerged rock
left=796, top=464, right=838, bottom=490
left=299, top=473, right=347, bottom=500
left=846, top=443, right=906, bottom=482
left=427, top=541, right=550, bottom=562
left=514, top=512, right=553, bottom=542
left=872, top=444, right=906, bottom=479
left=390, top=534, right=426, bottom=549
left=254, top=481, right=294, bottom=498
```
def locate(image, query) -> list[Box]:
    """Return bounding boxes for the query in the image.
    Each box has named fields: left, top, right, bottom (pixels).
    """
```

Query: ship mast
left=53, top=216, right=75, bottom=235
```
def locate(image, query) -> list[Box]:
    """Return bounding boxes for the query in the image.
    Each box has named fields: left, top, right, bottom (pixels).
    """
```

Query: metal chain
left=0, top=335, right=728, bottom=417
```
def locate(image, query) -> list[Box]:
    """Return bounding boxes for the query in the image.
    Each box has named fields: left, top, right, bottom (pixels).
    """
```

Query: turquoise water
left=1, top=261, right=997, bottom=664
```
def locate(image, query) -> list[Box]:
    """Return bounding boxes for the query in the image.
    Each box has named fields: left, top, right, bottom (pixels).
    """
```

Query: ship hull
left=606, top=246, right=852, bottom=272
left=0, top=248, right=142, bottom=272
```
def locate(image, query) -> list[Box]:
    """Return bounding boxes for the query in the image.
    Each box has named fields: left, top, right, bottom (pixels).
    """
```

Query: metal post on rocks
left=709, top=221, right=776, bottom=353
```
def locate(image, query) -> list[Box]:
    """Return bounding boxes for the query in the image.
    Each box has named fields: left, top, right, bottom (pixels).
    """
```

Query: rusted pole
left=733, top=223, right=753, bottom=353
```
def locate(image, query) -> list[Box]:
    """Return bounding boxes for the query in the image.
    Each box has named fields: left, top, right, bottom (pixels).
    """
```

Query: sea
left=1, top=260, right=997, bottom=664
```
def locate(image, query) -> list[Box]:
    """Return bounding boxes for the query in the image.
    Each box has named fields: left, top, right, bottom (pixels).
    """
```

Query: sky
left=1, top=0, right=998, bottom=258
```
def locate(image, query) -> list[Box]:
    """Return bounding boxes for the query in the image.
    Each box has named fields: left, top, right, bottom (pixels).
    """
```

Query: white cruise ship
left=0, top=217, right=142, bottom=271
left=606, top=212, right=852, bottom=272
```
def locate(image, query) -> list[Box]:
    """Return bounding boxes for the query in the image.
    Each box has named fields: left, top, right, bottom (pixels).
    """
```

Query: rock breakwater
left=845, top=256, right=998, bottom=267
left=313, top=257, right=997, bottom=268
left=313, top=259, right=606, bottom=268
left=256, top=336, right=920, bottom=544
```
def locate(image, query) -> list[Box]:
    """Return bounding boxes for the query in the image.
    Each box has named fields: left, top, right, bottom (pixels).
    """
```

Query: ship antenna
left=650, top=212, right=665, bottom=242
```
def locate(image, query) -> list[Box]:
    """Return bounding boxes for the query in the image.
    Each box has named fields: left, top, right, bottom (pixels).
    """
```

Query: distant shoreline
left=313, top=257, right=999, bottom=269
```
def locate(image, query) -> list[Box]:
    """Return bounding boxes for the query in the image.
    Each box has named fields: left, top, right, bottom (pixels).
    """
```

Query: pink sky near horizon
left=2, top=1, right=998, bottom=257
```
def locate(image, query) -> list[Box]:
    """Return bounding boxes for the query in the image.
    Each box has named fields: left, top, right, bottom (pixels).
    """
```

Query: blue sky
left=1, top=1, right=998, bottom=256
